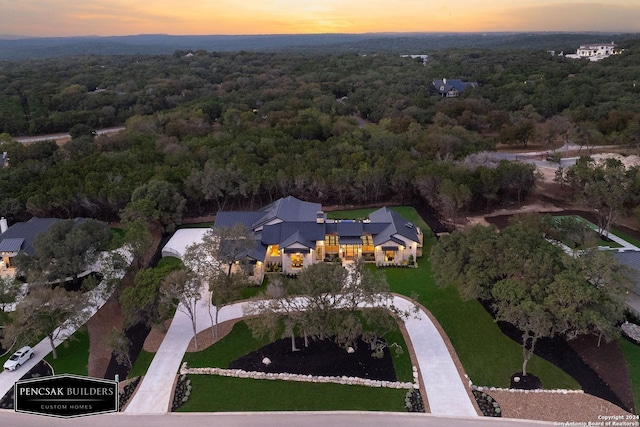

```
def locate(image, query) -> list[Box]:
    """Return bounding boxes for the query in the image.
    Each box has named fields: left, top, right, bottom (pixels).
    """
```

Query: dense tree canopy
left=14, top=218, right=111, bottom=284
left=245, top=259, right=397, bottom=352
left=0, top=42, right=638, bottom=222
left=431, top=215, right=634, bottom=376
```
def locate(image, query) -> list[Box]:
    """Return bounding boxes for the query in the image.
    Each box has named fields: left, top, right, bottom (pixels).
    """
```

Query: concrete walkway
left=125, top=294, right=477, bottom=417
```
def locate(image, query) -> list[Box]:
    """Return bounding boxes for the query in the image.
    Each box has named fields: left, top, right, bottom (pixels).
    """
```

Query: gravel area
left=487, top=390, right=632, bottom=423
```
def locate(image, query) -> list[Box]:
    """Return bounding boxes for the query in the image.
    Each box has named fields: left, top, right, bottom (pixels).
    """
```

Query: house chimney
left=0, top=217, right=7, bottom=234
left=316, top=211, right=325, bottom=224
left=443, top=78, right=447, bottom=85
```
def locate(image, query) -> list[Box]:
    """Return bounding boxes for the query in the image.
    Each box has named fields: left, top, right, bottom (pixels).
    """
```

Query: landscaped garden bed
left=472, top=390, right=501, bottom=417
left=119, top=376, right=141, bottom=410
left=171, top=374, right=192, bottom=411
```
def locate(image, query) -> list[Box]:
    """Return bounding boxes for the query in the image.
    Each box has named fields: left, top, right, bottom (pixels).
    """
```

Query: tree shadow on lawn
left=229, top=336, right=397, bottom=382
left=492, top=313, right=630, bottom=412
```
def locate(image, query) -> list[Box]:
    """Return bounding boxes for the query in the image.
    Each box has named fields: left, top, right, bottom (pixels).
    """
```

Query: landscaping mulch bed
left=568, top=334, right=635, bottom=413
left=229, top=337, right=398, bottom=381
left=492, top=312, right=629, bottom=412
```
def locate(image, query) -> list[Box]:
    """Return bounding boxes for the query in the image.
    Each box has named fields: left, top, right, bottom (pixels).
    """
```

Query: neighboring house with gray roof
left=0, top=217, right=84, bottom=273
left=162, top=196, right=424, bottom=282
left=433, top=78, right=478, bottom=98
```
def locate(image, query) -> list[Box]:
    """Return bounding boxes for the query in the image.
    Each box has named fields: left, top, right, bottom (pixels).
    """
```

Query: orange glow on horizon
left=1, top=1, right=639, bottom=37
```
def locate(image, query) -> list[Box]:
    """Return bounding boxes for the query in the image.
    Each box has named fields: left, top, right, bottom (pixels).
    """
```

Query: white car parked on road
left=3, top=346, right=34, bottom=371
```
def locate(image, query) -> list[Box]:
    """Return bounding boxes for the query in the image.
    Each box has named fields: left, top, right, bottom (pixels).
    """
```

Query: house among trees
left=433, top=78, right=478, bottom=98
left=564, top=42, right=618, bottom=61
left=0, top=217, right=75, bottom=276
left=162, top=196, right=423, bottom=282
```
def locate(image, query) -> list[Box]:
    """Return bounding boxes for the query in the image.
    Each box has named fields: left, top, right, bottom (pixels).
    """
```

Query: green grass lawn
left=611, top=228, right=640, bottom=248
left=619, top=338, right=640, bottom=413
left=385, top=262, right=578, bottom=389
left=178, top=375, right=406, bottom=412
left=182, top=321, right=272, bottom=369
left=128, top=349, right=156, bottom=379
left=44, top=326, right=90, bottom=376
left=330, top=206, right=580, bottom=389
left=239, top=277, right=268, bottom=300
left=554, top=215, right=623, bottom=249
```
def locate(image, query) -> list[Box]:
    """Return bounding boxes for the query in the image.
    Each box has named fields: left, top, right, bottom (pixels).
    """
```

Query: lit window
left=384, top=250, right=395, bottom=262
left=325, top=235, right=339, bottom=253
left=291, top=253, right=304, bottom=268
left=362, top=235, right=374, bottom=253
left=269, top=245, right=279, bottom=257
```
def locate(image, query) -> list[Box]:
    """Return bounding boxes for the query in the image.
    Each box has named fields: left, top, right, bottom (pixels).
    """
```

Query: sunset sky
left=2, top=0, right=639, bottom=37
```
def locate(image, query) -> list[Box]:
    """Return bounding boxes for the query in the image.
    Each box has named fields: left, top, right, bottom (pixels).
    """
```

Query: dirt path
left=86, top=226, right=163, bottom=379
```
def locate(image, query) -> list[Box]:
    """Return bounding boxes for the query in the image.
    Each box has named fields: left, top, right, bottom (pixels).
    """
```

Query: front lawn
left=385, top=263, right=579, bottom=389
left=619, top=338, right=640, bottom=413
left=44, top=326, right=90, bottom=376
left=178, top=375, right=406, bottom=412
left=182, top=321, right=272, bottom=369
left=128, top=349, right=155, bottom=379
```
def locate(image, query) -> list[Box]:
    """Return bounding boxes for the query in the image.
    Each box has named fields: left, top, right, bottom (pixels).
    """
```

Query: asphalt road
left=13, top=127, right=125, bottom=144
left=0, top=411, right=553, bottom=427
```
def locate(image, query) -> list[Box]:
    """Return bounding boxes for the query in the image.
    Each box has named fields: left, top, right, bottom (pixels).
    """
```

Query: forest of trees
left=0, top=38, right=639, bottom=224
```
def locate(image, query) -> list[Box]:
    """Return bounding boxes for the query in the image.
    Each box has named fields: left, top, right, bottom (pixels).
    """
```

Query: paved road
left=0, top=410, right=553, bottom=427
left=125, top=294, right=477, bottom=417
left=13, top=127, right=125, bottom=144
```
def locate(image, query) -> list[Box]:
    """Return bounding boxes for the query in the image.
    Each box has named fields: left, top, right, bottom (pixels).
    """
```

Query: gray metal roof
left=214, top=211, right=264, bottom=229
left=0, top=238, right=24, bottom=253
left=339, top=236, right=362, bottom=245
left=261, top=222, right=325, bottom=245
left=433, top=78, right=478, bottom=94
left=0, top=217, right=62, bottom=255
left=336, top=222, right=363, bottom=236
left=369, top=207, right=419, bottom=243
left=212, top=197, right=420, bottom=263
left=279, top=231, right=314, bottom=249
left=253, top=196, right=321, bottom=228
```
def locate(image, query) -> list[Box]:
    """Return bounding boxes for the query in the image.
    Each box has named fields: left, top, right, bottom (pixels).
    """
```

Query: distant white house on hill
left=564, top=42, right=618, bottom=62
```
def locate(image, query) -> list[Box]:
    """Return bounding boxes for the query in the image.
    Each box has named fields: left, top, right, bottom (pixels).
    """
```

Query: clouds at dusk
left=1, top=0, right=638, bottom=37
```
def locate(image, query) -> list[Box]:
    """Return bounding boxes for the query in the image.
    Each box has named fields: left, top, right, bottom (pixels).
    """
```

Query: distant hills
left=0, top=32, right=637, bottom=60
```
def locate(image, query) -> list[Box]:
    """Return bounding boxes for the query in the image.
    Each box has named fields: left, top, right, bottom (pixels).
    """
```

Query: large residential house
left=564, top=42, right=618, bottom=62
left=162, top=196, right=423, bottom=282
left=433, top=78, right=478, bottom=98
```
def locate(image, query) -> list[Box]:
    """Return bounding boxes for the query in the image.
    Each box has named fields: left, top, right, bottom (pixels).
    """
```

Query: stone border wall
left=467, top=375, right=584, bottom=395
left=180, top=363, right=419, bottom=390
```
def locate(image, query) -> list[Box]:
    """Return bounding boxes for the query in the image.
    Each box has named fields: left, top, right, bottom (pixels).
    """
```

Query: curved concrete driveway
left=125, top=294, right=477, bottom=417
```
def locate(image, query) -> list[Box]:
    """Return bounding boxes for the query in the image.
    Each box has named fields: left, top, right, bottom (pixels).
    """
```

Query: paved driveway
left=125, top=294, right=477, bottom=416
